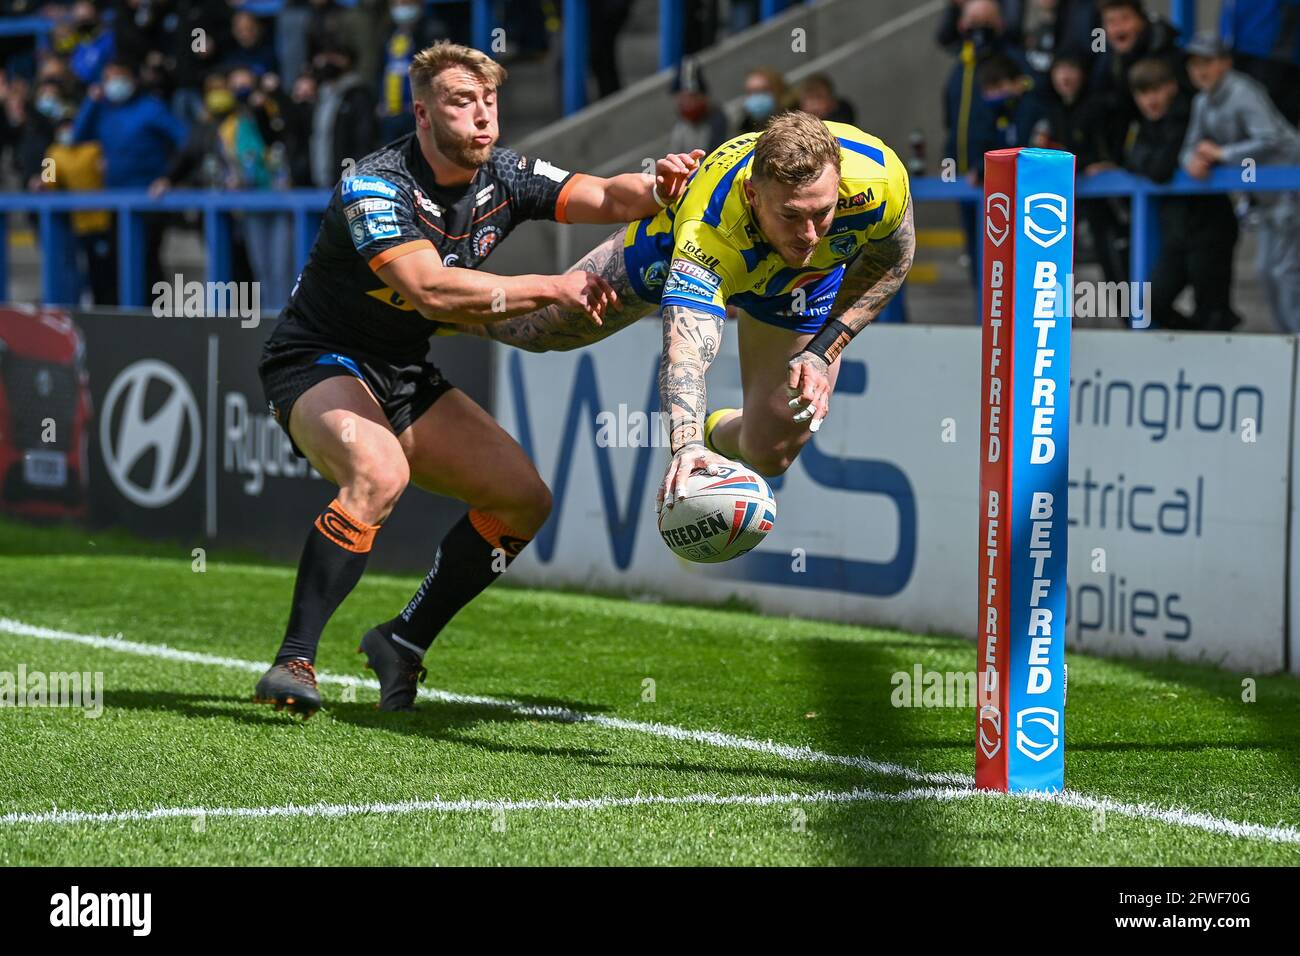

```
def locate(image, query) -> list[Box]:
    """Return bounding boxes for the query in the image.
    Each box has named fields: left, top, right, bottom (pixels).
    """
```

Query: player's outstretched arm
left=657, top=303, right=731, bottom=511
left=786, top=195, right=917, bottom=428
left=828, top=193, right=916, bottom=337
left=376, top=246, right=620, bottom=326
left=559, top=150, right=705, bottom=224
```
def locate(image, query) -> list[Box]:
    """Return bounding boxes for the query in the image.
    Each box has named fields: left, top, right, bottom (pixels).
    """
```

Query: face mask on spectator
left=104, top=77, right=135, bottom=103
left=36, top=94, right=64, bottom=119
left=679, top=100, right=708, bottom=123
left=392, top=4, right=420, bottom=25
left=744, top=92, right=776, bottom=120
left=232, top=85, right=254, bottom=103
left=315, top=61, right=344, bottom=82
left=55, top=127, right=75, bottom=146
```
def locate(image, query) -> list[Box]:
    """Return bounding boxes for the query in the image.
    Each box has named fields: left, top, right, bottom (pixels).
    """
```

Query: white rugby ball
left=658, top=462, right=776, bottom=563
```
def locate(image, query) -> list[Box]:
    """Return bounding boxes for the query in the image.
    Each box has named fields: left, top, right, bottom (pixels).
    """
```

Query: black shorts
left=259, top=334, right=454, bottom=458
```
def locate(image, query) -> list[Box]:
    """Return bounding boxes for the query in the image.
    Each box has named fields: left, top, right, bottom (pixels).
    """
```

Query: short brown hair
left=1128, top=57, right=1175, bottom=92
left=752, top=111, right=840, bottom=186
left=410, top=41, right=506, bottom=101
left=1099, top=0, right=1145, bottom=16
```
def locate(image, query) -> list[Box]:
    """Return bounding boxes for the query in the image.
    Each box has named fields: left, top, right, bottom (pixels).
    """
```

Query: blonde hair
left=410, top=41, right=507, bottom=101
left=752, top=111, right=840, bottom=186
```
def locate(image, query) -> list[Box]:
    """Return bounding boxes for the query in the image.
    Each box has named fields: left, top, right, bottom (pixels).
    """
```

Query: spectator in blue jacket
left=73, top=60, right=189, bottom=187
left=66, top=1, right=115, bottom=86
left=72, top=60, right=189, bottom=298
left=1220, top=0, right=1300, bottom=125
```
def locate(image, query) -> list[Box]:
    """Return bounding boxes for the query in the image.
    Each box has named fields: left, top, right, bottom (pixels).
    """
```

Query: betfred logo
left=978, top=704, right=1002, bottom=758
left=1015, top=706, right=1060, bottom=761
left=985, top=192, right=1010, bottom=247
left=1023, top=192, right=1068, bottom=248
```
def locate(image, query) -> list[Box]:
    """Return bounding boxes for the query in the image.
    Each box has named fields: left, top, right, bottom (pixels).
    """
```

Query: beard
left=432, top=121, right=495, bottom=169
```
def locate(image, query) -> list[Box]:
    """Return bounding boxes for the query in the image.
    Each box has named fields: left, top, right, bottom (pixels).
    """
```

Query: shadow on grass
left=1078, top=651, right=1300, bottom=790
left=99, top=688, right=870, bottom=793
left=800, top=633, right=971, bottom=865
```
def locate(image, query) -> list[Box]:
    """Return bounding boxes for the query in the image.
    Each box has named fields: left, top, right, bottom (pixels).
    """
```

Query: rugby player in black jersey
left=254, top=42, right=702, bottom=716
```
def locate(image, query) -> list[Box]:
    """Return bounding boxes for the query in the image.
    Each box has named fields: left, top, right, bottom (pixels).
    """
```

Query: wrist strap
left=803, top=319, right=855, bottom=365
left=652, top=182, right=669, bottom=207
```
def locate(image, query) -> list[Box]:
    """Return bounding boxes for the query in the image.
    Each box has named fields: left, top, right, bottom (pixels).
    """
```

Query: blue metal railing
left=3, top=165, right=1297, bottom=311
left=910, top=165, right=1300, bottom=297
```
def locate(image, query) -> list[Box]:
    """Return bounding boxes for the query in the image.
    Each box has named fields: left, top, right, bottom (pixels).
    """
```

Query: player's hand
left=658, top=443, right=730, bottom=513
left=654, top=148, right=705, bottom=204
left=786, top=351, right=831, bottom=432
left=554, top=270, right=621, bottom=326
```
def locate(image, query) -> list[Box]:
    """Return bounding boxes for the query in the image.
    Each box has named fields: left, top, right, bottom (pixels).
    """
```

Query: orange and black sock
left=274, top=499, right=379, bottom=665
left=380, top=508, right=530, bottom=657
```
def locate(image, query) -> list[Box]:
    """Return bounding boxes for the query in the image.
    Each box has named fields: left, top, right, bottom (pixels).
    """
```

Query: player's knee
left=514, top=476, right=553, bottom=529
left=342, top=457, right=409, bottom=523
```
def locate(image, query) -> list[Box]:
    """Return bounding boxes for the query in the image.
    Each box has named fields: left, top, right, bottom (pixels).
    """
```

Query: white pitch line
left=3, top=616, right=1300, bottom=845
left=0, top=786, right=981, bottom=828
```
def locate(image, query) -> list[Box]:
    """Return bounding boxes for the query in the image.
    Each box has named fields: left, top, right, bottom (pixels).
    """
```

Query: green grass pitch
left=1, top=517, right=1297, bottom=866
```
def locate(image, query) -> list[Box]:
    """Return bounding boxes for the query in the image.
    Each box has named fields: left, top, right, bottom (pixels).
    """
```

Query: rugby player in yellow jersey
left=483, top=111, right=915, bottom=511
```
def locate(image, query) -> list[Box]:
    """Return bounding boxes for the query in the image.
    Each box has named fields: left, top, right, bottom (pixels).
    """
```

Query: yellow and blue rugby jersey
left=623, top=120, right=910, bottom=329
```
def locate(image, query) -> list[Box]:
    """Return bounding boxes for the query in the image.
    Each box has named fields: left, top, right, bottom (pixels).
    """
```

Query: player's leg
left=359, top=386, right=551, bottom=709
left=479, top=226, right=657, bottom=352
left=708, top=311, right=841, bottom=477
left=255, top=374, right=410, bottom=716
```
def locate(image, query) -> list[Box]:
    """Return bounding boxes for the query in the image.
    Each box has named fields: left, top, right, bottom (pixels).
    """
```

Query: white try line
left=3, top=616, right=1300, bottom=845
left=0, top=786, right=980, bottom=828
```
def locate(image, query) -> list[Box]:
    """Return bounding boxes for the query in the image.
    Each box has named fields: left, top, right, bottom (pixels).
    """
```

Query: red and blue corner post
left=977, top=148, right=1073, bottom=793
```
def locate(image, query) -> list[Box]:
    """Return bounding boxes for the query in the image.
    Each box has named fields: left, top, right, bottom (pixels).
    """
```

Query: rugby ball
left=658, top=463, right=776, bottom=563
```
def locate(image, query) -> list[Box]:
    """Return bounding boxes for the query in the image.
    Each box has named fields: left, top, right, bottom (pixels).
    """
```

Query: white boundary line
left=3, top=616, right=1300, bottom=846
left=0, top=786, right=980, bottom=828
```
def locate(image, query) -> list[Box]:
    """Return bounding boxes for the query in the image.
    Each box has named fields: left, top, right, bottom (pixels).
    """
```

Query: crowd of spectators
left=938, top=0, right=1300, bottom=332
left=0, top=0, right=811, bottom=305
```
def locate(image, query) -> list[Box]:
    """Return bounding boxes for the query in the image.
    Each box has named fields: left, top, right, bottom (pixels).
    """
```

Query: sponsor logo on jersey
left=350, top=210, right=401, bottom=249
left=680, top=239, right=721, bottom=271
left=413, top=188, right=441, bottom=217
left=344, top=197, right=395, bottom=221
left=517, top=154, right=528, bottom=170
left=365, top=286, right=417, bottom=311
left=475, top=184, right=496, bottom=206
left=662, top=271, right=718, bottom=303
left=532, top=158, right=569, bottom=183
left=837, top=190, right=870, bottom=210
left=472, top=224, right=502, bottom=258
left=668, top=257, right=721, bottom=288
left=341, top=175, right=399, bottom=201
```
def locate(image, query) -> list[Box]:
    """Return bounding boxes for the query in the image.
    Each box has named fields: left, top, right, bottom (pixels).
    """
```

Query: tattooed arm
left=477, top=228, right=654, bottom=352
left=825, top=193, right=916, bottom=335
left=786, top=195, right=916, bottom=429
left=657, top=303, right=732, bottom=511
